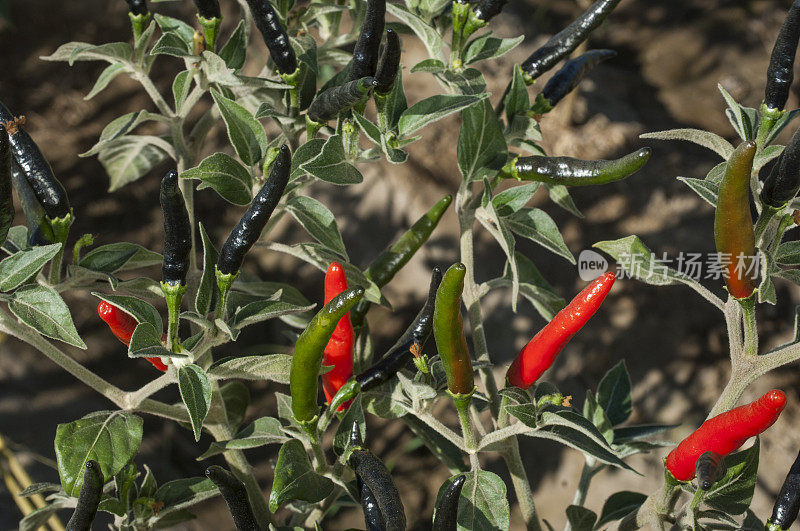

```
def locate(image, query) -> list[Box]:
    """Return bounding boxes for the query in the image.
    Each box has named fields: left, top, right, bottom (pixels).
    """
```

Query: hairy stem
left=501, top=438, right=542, bottom=531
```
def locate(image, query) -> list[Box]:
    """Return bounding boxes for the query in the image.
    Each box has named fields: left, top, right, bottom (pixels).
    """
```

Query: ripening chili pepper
left=762, top=126, right=800, bottom=208
left=350, top=0, right=386, bottom=81
left=665, top=389, right=786, bottom=481
left=473, top=0, right=507, bottom=23
left=124, top=0, right=148, bottom=16
left=307, top=77, right=378, bottom=123
left=97, top=301, right=168, bottom=371
left=0, top=126, right=15, bottom=245
left=0, top=102, right=70, bottom=220
left=714, top=140, right=757, bottom=299
left=506, top=271, right=615, bottom=389
left=206, top=466, right=258, bottom=531
left=768, top=448, right=800, bottom=530
left=322, top=262, right=355, bottom=410
left=521, top=0, right=622, bottom=81
left=245, top=0, right=298, bottom=75
left=503, top=148, right=650, bottom=186
left=695, top=451, right=726, bottom=490
left=534, top=49, right=616, bottom=111
left=375, top=29, right=401, bottom=95
left=290, top=287, right=365, bottom=422
left=433, top=263, right=474, bottom=396
left=160, top=170, right=192, bottom=287
left=10, top=159, right=53, bottom=246
left=193, top=0, right=221, bottom=19
left=65, top=460, right=103, bottom=531
left=218, top=144, right=291, bottom=276
left=348, top=449, right=406, bottom=530
left=765, top=1, right=800, bottom=111
left=432, top=474, right=466, bottom=531
left=350, top=195, right=453, bottom=329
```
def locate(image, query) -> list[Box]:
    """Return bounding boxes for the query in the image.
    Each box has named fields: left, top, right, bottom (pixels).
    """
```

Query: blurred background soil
left=2, top=0, right=800, bottom=529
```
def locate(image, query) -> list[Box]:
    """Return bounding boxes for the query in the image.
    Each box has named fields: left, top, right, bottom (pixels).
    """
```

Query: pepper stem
left=214, top=267, right=239, bottom=322
left=71, top=233, right=95, bottom=266
left=128, top=12, right=151, bottom=40
left=450, top=388, right=477, bottom=450
left=756, top=103, right=783, bottom=152
left=318, top=380, right=361, bottom=432
left=197, top=15, right=222, bottom=51
left=161, top=282, right=186, bottom=353
left=305, top=115, right=322, bottom=139
left=47, top=211, right=74, bottom=285
left=280, top=67, right=301, bottom=118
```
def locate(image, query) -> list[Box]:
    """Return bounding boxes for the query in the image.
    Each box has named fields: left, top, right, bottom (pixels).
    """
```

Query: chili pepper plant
left=5, top=0, right=797, bottom=529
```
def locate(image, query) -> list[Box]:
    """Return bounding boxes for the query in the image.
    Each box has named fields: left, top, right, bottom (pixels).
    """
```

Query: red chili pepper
left=506, top=272, right=615, bottom=389
left=665, top=390, right=787, bottom=481
left=321, top=262, right=355, bottom=410
left=97, top=301, right=168, bottom=372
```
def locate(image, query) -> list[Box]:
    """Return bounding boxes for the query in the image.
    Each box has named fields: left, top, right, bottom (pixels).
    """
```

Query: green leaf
left=566, top=505, right=597, bottom=531
left=503, top=252, right=565, bottom=320
left=505, top=208, right=574, bottom=263
left=765, top=108, right=800, bottom=147
left=0, top=244, right=61, bottom=290
left=198, top=416, right=288, bottom=460
left=153, top=477, right=217, bottom=522
left=68, top=42, right=132, bottom=65
left=640, top=129, right=733, bottom=160
left=595, top=491, right=647, bottom=528
left=153, top=14, right=194, bottom=46
left=80, top=242, right=161, bottom=273
left=207, top=354, right=293, bottom=384
left=290, top=138, right=326, bottom=179
left=411, top=58, right=446, bottom=73
left=210, top=90, right=267, bottom=166
left=301, top=134, right=363, bottom=185
left=231, top=300, right=314, bottom=330
left=285, top=195, right=347, bottom=257
left=10, top=285, right=86, bottom=348
left=458, top=99, right=507, bottom=182
left=181, top=153, right=253, bottom=205
left=178, top=364, right=212, bottom=441
left=456, top=469, right=510, bottom=530
left=20, top=500, right=73, bottom=531
left=218, top=20, right=247, bottom=70
left=269, top=439, right=334, bottom=512
left=492, top=183, right=540, bottom=216
left=703, top=440, right=760, bottom=515
left=92, top=292, right=162, bottom=332
left=381, top=69, right=408, bottom=131
left=386, top=3, right=444, bottom=60
left=464, top=34, right=524, bottom=65
left=402, top=415, right=468, bottom=473
left=128, top=322, right=174, bottom=359
left=677, top=177, right=718, bottom=206
left=333, top=396, right=365, bottom=456
left=476, top=183, right=519, bottom=309
left=583, top=391, right=613, bottom=444
left=55, top=410, right=143, bottom=496
left=776, top=241, right=800, bottom=265
left=150, top=32, right=192, bottom=57
left=613, top=424, right=676, bottom=444
left=85, top=63, right=126, bottom=100
left=172, top=70, right=193, bottom=113
left=546, top=184, right=583, bottom=218
left=195, top=224, right=219, bottom=316
left=220, top=381, right=250, bottom=431
left=82, top=110, right=162, bottom=157
left=201, top=51, right=244, bottom=87
left=504, top=65, right=530, bottom=124
left=97, top=135, right=170, bottom=191
left=398, top=94, right=486, bottom=137
left=596, top=361, right=632, bottom=426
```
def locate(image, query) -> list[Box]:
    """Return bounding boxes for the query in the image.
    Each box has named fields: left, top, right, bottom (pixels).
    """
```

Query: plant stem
left=125, top=372, right=174, bottom=408
left=47, top=213, right=73, bottom=285
left=454, top=393, right=478, bottom=451
left=564, top=460, right=598, bottom=531
left=741, top=296, right=758, bottom=357
left=501, top=438, right=542, bottom=531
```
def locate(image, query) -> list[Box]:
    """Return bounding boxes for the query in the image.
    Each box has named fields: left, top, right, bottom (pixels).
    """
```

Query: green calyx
left=530, top=93, right=553, bottom=114
left=448, top=387, right=477, bottom=407
left=128, top=12, right=151, bottom=40
left=215, top=266, right=239, bottom=319
left=197, top=15, right=222, bottom=50
left=279, top=67, right=301, bottom=88
left=412, top=353, right=430, bottom=375
left=305, top=115, right=323, bottom=139
left=161, top=281, right=187, bottom=353
left=48, top=209, right=74, bottom=241
left=765, top=520, right=785, bottom=531
left=462, top=10, right=488, bottom=41
left=500, top=157, right=520, bottom=180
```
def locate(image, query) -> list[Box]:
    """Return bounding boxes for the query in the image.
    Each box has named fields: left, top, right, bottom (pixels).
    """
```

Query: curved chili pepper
left=762, top=126, right=800, bottom=208
left=375, top=29, right=401, bottom=95
left=695, top=451, right=726, bottom=490
left=307, top=78, right=378, bottom=123
left=351, top=195, right=453, bottom=329
left=206, top=466, right=258, bottom=531
left=124, top=0, right=148, bottom=15
left=348, top=449, right=406, bottom=530
left=193, top=0, right=221, bottom=19
left=10, top=160, right=54, bottom=246
left=503, top=148, right=650, bottom=186
left=0, top=126, right=14, bottom=245
left=432, top=474, right=466, bottom=531
left=291, top=287, right=365, bottom=422
left=521, top=0, right=622, bottom=81
left=473, top=0, right=507, bottom=23
left=433, top=263, right=474, bottom=396
left=359, top=480, right=385, bottom=531
left=160, top=170, right=192, bottom=286
left=350, top=0, right=386, bottom=81
left=218, top=144, right=291, bottom=276
left=535, top=49, right=616, bottom=111
left=714, top=140, right=757, bottom=299
left=65, top=460, right=103, bottom=531
left=322, top=262, right=355, bottom=410
left=665, top=389, right=786, bottom=481
left=97, top=301, right=168, bottom=371
left=768, top=448, right=800, bottom=530
left=0, top=103, right=70, bottom=220
left=245, top=0, right=298, bottom=75
left=506, top=271, right=615, bottom=389
left=766, top=1, right=800, bottom=111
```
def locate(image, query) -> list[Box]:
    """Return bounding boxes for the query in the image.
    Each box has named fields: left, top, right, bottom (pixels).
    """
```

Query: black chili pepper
left=538, top=49, right=616, bottom=109
left=359, top=480, right=385, bottom=531
left=160, top=170, right=192, bottom=286
left=307, top=77, right=378, bottom=123
left=375, top=29, right=401, bottom=95
left=695, top=451, right=726, bottom=490
left=65, top=460, right=103, bottom=531
left=432, top=474, right=466, bottom=531
left=0, top=126, right=14, bottom=245
left=206, top=466, right=258, bottom=531
left=474, top=0, right=508, bottom=23
left=348, top=450, right=406, bottom=531
left=521, top=0, right=622, bottom=81
left=766, top=1, right=800, bottom=111
left=0, top=102, right=70, bottom=220
left=193, top=0, right=221, bottom=19
left=10, top=160, right=53, bottom=246
left=762, top=125, right=800, bottom=208
left=124, top=0, right=148, bottom=15
left=505, top=148, right=651, bottom=186
left=350, top=0, right=386, bottom=81
left=217, top=144, right=291, bottom=275
left=769, top=449, right=800, bottom=530
left=245, top=0, right=298, bottom=75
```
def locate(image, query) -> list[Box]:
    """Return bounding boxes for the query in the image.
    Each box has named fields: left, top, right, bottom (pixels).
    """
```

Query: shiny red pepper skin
left=97, top=301, right=168, bottom=372
left=665, top=390, right=787, bottom=481
left=322, top=262, right=355, bottom=410
left=506, top=272, right=615, bottom=389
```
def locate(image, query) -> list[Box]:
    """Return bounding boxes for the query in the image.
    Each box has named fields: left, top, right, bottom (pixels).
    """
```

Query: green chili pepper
left=206, top=466, right=258, bottom=531
left=714, top=140, right=757, bottom=299
left=307, top=77, right=378, bottom=123
left=65, top=460, right=103, bottom=531
left=290, top=287, right=365, bottom=422
left=0, top=126, right=14, bottom=245
left=433, top=263, right=474, bottom=396
left=193, top=0, right=222, bottom=50
left=502, top=148, right=650, bottom=186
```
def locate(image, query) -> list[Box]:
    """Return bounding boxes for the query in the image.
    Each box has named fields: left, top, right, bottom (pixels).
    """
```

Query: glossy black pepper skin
left=474, top=0, right=508, bottom=23
left=307, top=78, right=377, bottom=123
left=762, top=125, right=800, bottom=207
left=350, top=0, right=386, bottom=81
left=245, top=0, right=298, bottom=75
left=206, top=466, right=259, bottom=531
left=770, top=450, right=800, bottom=529
left=375, top=29, right=401, bottom=95
left=65, top=460, right=103, bottom=531
left=10, top=159, right=53, bottom=246
left=432, top=474, right=466, bottom=531
left=0, top=126, right=14, bottom=245
left=766, top=0, right=800, bottom=110
left=125, top=0, right=148, bottom=15
left=160, top=170, right=192, bottom=286
left=193, top=0, right=221, bottom=19
left=348, top=449, right=406, bottom=530
left=217, top=144, right=291, bottom=275
left=521, top=0, right=622, bottom=81
left=540, top=49, right=616, bottom=107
